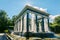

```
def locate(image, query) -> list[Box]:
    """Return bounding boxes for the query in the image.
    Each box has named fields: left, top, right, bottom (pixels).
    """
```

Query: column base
left=23, top=32, right=56, bottom=38
left=14, top=32, right=56, bottom=38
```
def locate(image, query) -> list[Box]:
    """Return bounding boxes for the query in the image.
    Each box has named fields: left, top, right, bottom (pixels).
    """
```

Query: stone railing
left=6, top=33, right=60, bottom=40
left=6, top=33, right=13, bottom=40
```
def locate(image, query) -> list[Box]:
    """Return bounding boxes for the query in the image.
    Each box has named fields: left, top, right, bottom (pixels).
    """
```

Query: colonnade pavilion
left=14, top=5, right=54, bottom=38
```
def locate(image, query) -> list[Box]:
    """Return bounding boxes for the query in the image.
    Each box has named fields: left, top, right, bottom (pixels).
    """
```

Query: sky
left=0, top=0, right=60, bottom=21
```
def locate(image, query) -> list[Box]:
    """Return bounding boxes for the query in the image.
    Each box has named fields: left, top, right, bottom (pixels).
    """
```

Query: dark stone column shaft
left=41, top=17, right=45, bottom=32
left=35, top=15, right=39, bottom=32
left=26, top=12, right=29, bottom=39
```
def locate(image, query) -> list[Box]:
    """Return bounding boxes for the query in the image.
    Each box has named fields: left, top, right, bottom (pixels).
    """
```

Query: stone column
left=31, top=14, right=34, bottom=32
left=19, top=20, right=21, bottom=32
left=15, top=23, right=17, bottom=32
left=14, top=21, right=19, bottom=32
left=14, top=23, right=16, bottom=32
left=29, top=13, right=31, bottom=32
left=41, top=17, right=45, bottom=32
left=26, top=12, right=29, bottom=39
left=39, top=22, right=42, bottom=32
left=20, top=16, right=23, bottom=36
left=22, top=15, right=24, bottom=33
left=23, top=14, right=27, bottom=32
left=31, top=14, right=36, bottom=33
left=34, top=21, right=36, bottom=33
left=21, top=17, right=22, bottom=32
left=44, top=17, right=49, bottom=32
left=16, top=22, right=18, bottom=32
left=18, top=20, right=19, bottom=32
left=35, top=15, right=38, bottom=32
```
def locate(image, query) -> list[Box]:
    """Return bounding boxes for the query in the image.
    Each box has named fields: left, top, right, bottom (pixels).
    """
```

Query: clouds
left=25, top=4, right=47, bottom=12
left=49, top=14, right=60, bottom=22
left=39, top=8, right=47, bottom=12
left=24, top=0, right=33, bottom=6
left=32, top=6, right=47, bottom=12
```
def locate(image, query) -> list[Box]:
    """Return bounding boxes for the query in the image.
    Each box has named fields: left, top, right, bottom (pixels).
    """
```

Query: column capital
left=26, top=10, right=31, bottom=13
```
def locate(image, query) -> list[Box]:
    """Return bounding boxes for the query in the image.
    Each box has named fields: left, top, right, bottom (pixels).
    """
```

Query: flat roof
left=16, top=5, right=50, bottom=20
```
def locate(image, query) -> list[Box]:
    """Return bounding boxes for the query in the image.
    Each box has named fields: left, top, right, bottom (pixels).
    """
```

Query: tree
left=7, top=18, right=13, bottom=26
left=12, top=15, right=17, bottom=26
left=7, top=15, right=17, bottom=30
left=0, top=10, right=17, bottom=33
left=0, top=10, right=8, bottom=32
left=50, top=16, right=60, bottom=33
left=54, top=16, right=60, bottom=26
left=54, top=16, right=60, bottom=33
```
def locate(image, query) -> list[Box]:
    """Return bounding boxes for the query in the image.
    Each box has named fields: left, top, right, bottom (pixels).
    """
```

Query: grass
left=4, top=30, right=8, bottom=33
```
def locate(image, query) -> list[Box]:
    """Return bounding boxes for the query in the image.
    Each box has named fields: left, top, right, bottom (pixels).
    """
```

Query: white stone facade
left=14, top=5, right=50, bottom=35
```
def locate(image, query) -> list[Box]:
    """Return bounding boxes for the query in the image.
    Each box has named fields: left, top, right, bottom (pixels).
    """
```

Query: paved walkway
left=0, top=33, right=8, bottom=40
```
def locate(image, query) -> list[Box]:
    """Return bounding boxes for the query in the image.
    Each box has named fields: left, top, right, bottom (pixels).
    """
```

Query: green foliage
left=4, top=30, right=8, bottom=33
left=0, top=10, right=8, bottom=32
left=0, top=10, right=14, bottom=33
left=12, top=15, right=17, bottom=26
left=54, top=16, right=60, bottom=27
left=50, top=16, right=60, bottom=33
